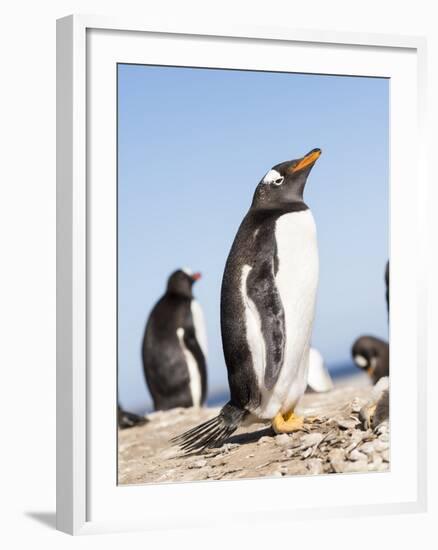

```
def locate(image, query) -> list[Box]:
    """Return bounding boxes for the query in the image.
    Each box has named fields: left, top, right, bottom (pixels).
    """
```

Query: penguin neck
left=165, top=289, right=193, bottom=301
left=251, top=201, right=309, bottom=219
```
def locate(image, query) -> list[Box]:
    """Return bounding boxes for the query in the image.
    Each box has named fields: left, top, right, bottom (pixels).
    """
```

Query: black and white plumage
left=142, top=269, right=208, bottom=411
left=173, top=149, right=322, bottom=452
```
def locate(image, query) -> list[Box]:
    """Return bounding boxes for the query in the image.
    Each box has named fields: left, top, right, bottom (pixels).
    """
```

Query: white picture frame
left=56, top=14, right=428, bottom=535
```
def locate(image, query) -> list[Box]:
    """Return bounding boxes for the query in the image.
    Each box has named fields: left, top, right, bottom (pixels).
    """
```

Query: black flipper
left=246, top=257, right=285, bottom=390
left=171, top=402, right=247, bottom=453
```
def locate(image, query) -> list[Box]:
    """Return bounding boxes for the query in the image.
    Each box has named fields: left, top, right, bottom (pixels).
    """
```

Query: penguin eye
left=263, top=169, right=283, bottom=186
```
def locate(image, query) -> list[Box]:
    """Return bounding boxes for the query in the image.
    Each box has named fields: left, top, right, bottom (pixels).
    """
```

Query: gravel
left=118, top=380, right=390, bottom=485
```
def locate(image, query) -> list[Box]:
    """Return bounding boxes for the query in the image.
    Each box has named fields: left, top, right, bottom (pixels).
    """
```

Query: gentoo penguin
left=142, top=269, right=208, bottom=411
left=352, top=335, right=389, bottom=383
left=117, top=404, right=148, bottom=429
left=307, top=347, right=334, bottom=393
left=173, top=148, right=322, bottom=452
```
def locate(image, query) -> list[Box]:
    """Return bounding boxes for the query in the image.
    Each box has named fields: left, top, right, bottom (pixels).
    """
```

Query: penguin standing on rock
left=142, top=269, right=208, bottom=411
left=173, top=149, right=322, bottom=452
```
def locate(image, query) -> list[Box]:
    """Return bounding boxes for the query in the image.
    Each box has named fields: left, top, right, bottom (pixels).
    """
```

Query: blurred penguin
left=307, top=347, right=334, bottom=392
left=142, top=269, right=208, bottom=411
left=352, top=261, right=390, bottom=383
left=117, top=404, right=148, bottom=429
left=352, top=335, right=389, bottom=384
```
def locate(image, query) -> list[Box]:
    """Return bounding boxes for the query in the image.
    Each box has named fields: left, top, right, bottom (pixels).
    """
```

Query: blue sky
left=118, top=64, right=389, bottom=413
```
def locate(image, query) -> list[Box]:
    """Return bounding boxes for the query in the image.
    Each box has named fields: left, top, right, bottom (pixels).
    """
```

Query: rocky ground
left=118, top=380, right=389, bottom=485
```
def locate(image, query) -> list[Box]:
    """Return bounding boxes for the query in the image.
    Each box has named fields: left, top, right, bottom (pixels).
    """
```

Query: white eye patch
left=354, top=355, right=369, bottom=368
left=263, top=169, right=284, bottom=186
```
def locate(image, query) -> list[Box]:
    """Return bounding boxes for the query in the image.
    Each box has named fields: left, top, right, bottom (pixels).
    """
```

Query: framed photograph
left=57, top=15, right=427, bottom=535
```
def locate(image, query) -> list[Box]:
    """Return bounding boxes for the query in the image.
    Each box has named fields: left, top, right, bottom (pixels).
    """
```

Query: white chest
left=274, top=210, right=319, bottom=306
left=256, top=210, right=319, bottom=418
left=275, top=210, right=319, bottom=358
left=176, top=328, right=202, bottom=407
left=191, top=299, right=208, bottom=359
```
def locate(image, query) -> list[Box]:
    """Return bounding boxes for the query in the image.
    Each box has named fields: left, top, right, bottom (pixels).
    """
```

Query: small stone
left=350, top=429, right=366, bottom=443
left=345, top=432, right=367, bottom=453
left=344, top=459, right=368, bottom=473
left=349, top=449, right=367, bottom=462
left=307, top=458, right=323, bottom=475
left=302, top=447, right=314, bottom=459
left=336, top=417, right=360, bottom=430
left=210, top=456, right=227, bottom=467
left=261, top=463, right=283, bottom=476
left=329, top=448, right=346, bottom=473
left=287, top=462, right=309, bottom=475
left=188, top=459, right=207, bottom=469
left=275, top=433, right=293, bottom=447
left=258, top=436, right=272, bottom=445
left=373, top=438, right=389, bottom=452
left=300, top=432, right=324, bottom=449
left=322, top=431, right=338, bottom=443
left=359, top=441, right=376, bottom=455
left=368, top=454, right=383, bottom=470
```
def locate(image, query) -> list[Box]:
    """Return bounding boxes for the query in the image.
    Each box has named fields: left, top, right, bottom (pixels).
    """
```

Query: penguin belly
left=176, top=328, right=202, bottom=407
left=250, top=210, right=319, bottom=419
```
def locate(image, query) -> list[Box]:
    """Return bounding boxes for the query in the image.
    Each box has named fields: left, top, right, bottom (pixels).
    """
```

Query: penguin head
left=352, top=336, right=389, bottom=383
left=166, top=268, right=201, bottom=299
left=252, top=148, right=321, bottom=212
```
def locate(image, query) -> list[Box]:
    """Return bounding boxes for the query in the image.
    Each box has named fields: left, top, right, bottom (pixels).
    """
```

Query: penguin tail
left=171, top=402, right=247, bottom=453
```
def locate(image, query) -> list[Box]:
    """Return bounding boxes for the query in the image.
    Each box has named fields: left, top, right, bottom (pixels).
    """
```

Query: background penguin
left=352, top=335, right=389, bottom=383
left=173, top=148, right=322, bottom=452
left=142, top=269, right=208, bottom=411
left=307, top=347, right=334, bottom=393
left=352, top=261, right=390, bottom=383
left=117, top=403, right=148, bottom=429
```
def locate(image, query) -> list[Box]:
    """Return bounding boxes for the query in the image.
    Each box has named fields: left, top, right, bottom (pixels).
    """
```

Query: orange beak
left=192, top=272, right=202, bottom=281
left=290, top=148, right=322, bottom=173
